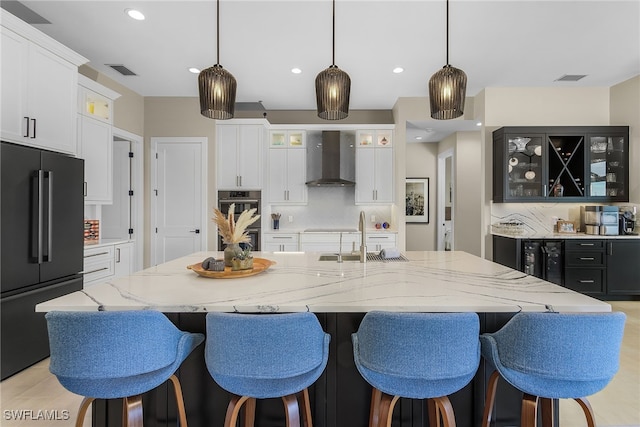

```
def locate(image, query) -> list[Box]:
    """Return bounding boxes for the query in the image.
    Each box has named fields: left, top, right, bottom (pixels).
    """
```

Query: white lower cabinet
left=83, top=241, right=134, bottom=287
left=299, top=233, right=360, bottom=253
left=366, top=233, right=397, bottom=251
left=263, top=233, right=299, bottom=252
left=113, top=242, right=133, bottom=279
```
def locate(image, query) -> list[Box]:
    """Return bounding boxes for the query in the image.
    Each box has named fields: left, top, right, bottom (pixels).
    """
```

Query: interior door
left=152, top=138, right=205, bottom=265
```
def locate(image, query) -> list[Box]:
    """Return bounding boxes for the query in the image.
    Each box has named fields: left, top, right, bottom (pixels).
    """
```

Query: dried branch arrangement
left=212, top=203, right=260, bottom=244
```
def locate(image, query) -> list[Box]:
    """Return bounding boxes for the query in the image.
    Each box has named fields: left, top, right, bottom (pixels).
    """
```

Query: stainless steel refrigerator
left=1, top=142, right=84, bottom=379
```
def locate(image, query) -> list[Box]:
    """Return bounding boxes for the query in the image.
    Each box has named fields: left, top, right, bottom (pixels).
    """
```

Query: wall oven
left=217, top=191, right=261, bottom=251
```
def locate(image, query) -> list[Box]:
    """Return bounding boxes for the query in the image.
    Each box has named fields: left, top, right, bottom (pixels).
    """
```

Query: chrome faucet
left=337, top=232, right=343, bottom=263
left=359, top=211, right=367, bottom=263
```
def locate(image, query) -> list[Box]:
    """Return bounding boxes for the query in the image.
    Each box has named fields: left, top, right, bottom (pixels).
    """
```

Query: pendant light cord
left=332, top=0, right=336, bottom=66
left=216, top=0, right=220, bottom=65
left=445, top=0, right=449, bottom=65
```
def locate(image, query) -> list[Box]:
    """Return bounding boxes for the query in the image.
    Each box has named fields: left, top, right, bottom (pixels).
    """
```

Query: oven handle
left=219, top=199, right=260, bottom=204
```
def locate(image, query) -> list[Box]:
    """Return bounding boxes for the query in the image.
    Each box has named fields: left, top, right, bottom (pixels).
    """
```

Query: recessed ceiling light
left=476, top=122, right=482, bottom=126
left=125, top=9, right=145, bottom=20
left=415, top=136, right=423, bottom=140
left=291, top=68, right=302, bottom=74
left=189, top=67, right=200, bottom=74
left=393, top=67, right=404, bottom=74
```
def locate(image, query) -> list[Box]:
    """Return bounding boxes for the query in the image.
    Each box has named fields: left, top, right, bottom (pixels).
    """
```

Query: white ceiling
left=9, top=0, right=640, bottom=141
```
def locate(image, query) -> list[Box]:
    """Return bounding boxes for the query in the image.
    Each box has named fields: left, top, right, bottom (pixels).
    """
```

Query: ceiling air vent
left=555, top=74, right=587, bottom=82
left=106, top=64, right=137, bottom=76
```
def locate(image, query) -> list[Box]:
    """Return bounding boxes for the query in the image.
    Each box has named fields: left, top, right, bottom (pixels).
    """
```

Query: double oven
left=217, top=191, right=261, bottom=251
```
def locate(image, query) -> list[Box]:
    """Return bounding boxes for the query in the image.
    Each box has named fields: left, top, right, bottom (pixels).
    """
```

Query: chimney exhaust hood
left=306, top=131, right=355, bottom=187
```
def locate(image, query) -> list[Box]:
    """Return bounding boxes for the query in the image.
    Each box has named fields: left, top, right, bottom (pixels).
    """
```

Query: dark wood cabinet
left=492, top=235, right=640, bottom=298
left=606, top=240, right=640, bottom=295
left=493, top=126, right=629, bottom=203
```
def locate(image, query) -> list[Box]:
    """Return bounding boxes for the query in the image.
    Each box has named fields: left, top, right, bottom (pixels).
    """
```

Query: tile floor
left=1, top=301, right=638, bottom=427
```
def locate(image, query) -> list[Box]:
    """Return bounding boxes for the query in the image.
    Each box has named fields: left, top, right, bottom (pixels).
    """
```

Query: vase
left=231, top=257, right=253, bottom=271
left=223, top=243, right=241, bottom=267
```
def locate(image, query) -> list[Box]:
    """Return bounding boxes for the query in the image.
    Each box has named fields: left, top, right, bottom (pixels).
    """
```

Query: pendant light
left=315, top=0, right=351, bottom=120
left=198, top=0, right=237, bottom=120
left=428, top=0, right=467, bottom=120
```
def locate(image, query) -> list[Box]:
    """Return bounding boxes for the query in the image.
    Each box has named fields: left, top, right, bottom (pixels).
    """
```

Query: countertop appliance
left=1, top=142, right=84, bottom=379
left=581, top=205, right=619, bottom=236
left=619, top=206, right=637, bottom=235
left=523, top=240, right=563, bottom=285
left=217, top=190, right=261, bottom=251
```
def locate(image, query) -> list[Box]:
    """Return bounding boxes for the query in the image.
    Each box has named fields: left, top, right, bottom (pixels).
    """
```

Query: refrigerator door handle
left=31, top=170, right=44, bottom=263
left=43, top=171, right=53, bottom=262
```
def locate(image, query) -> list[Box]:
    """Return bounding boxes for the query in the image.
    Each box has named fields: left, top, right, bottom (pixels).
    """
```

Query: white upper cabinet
left=77, top=75, right=120, bottom=204
left=268, top=130, right=307, bottom=204
left=1, top=11, right=87, bottom=154
left=217, top=122, right=265, bottom=190
left=355, top=130, right=394, bottom=204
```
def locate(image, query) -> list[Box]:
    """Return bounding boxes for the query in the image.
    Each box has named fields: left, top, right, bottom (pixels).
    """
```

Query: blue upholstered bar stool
left=352, top=311, right=480, bottom=427
left=205, top=312, right=330, bottom=427
left=45, top=311, right=204, bottom=427
left=480, top=312, right=626, bottom=427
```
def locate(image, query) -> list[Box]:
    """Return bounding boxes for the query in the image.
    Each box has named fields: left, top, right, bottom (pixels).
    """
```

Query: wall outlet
left=371, top=215, right=376, bottom=223
left=288, top=215, right=293, bottom=223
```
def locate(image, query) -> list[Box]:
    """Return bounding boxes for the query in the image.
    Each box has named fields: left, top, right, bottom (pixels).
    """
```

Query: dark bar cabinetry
left=493, top=235, right=640, bottom=298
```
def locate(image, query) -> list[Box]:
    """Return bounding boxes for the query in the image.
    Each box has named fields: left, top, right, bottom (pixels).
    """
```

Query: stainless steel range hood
left=306, top=131, right=355, bottom=187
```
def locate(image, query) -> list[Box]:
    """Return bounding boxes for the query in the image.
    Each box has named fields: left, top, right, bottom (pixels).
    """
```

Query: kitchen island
left=37, top=251, right=609, bottom=427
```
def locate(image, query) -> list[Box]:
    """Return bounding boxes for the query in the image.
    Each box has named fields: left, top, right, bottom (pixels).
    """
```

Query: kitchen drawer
left=366, top=233, right=397, bottom=251
left=565, top=251, right=605, bottom=267
left=564, top=268, right=605, bottom=294
left=565, top=240, right=605, bottom=251
left=83, top=246, right=114, bottom=286
left=263, top=233, right=299, bottom=252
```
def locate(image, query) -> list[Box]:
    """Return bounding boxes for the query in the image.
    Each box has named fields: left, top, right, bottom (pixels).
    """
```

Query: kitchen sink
left=318, top=253, right=362, bottom=261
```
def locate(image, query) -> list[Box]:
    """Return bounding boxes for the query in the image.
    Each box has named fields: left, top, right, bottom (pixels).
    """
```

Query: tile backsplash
left=264, top=186, right=394, bottom=231
left=491, top=202, right=639, bottom=236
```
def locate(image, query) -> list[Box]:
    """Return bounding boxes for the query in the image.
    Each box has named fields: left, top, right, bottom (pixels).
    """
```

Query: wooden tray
left=187, top=258, right=275, bottom=279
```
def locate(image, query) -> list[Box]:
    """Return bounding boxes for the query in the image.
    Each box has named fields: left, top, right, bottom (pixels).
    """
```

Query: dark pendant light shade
left=316, top=65, right=351, bottom=120
left=428, top=65, right=467, bottom=120
left=315, top=0, right=350, bottom=120
left=428, top=0, right=467, bottom=120
left=198, top=0, right=236, bottom=120
left=199, top=65, right=237, bottom=120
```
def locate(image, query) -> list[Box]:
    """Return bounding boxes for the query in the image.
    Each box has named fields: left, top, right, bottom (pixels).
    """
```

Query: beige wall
left=610, top=76, right=640, bottom=203
left=405, top=142, right=438, bottom=250
left=453, top=131, right=483, bottom=256
left=143, top=97, right=217, bottom=266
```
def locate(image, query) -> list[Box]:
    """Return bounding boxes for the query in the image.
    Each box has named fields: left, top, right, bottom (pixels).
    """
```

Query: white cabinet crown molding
left=78, top=74, right=121, bottom=100
left=1, top=9, right=87, bottom=66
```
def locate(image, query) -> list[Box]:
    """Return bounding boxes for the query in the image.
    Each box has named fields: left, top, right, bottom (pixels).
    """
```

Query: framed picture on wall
left=405, top=178, right=429, bottom=223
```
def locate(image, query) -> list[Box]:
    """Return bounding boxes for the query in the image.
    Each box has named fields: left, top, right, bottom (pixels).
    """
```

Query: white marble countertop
left=36, top=251, right=610, bottom=314
left=84, top=239, right=133, bottom=249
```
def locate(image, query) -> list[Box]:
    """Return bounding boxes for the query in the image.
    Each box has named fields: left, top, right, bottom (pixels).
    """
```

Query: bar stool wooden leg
left=75, top=397, right=95, bottom=427
left=123, top=395, right=143, bottom=427
left=282, top=394, right=301, bottom=427
left=574, top=397, right=596, bottom=427
left=540, top=397, right=554, bottom=427
left=482, top=370, right=500, bottom=427
left=297, top=388, right=313, bottom=427
left=433, top=396, right=456, bottom=427
left=427, top=398, right=440, bottom=427
left=377, top=392, right=400, bottom=427
left=243, top=397, right=256, bottom=427
left=521, top=393, right=539, bottom=427
left=224, top=395, right=251, bottom=427
left=369, top=388, right=382, bottom=427
left=167, top=374, right=189, bottom=427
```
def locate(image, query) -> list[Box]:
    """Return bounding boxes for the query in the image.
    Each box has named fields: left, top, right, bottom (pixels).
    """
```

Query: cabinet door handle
left=85, top=251, right=110, bottom=258
left=608, top=242, right=613, bottom=255
left=84, top=267, right=109, bottom=275
left=273, top=236, right=292, bottom=240
left=116, top=248, right=121, bottom=263
left=579, top=257, right=595, bottom=261
left=579, top=243, right=595, bottom=246
left=31, top=118, right=37, bottom=138
left=24, top=117, right=30, bottom=137
left=579, top=280, right=595, bottom=283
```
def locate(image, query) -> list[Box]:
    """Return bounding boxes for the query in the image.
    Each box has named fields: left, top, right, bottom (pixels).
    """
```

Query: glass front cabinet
left=493, top=126, right=629, bottom=203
